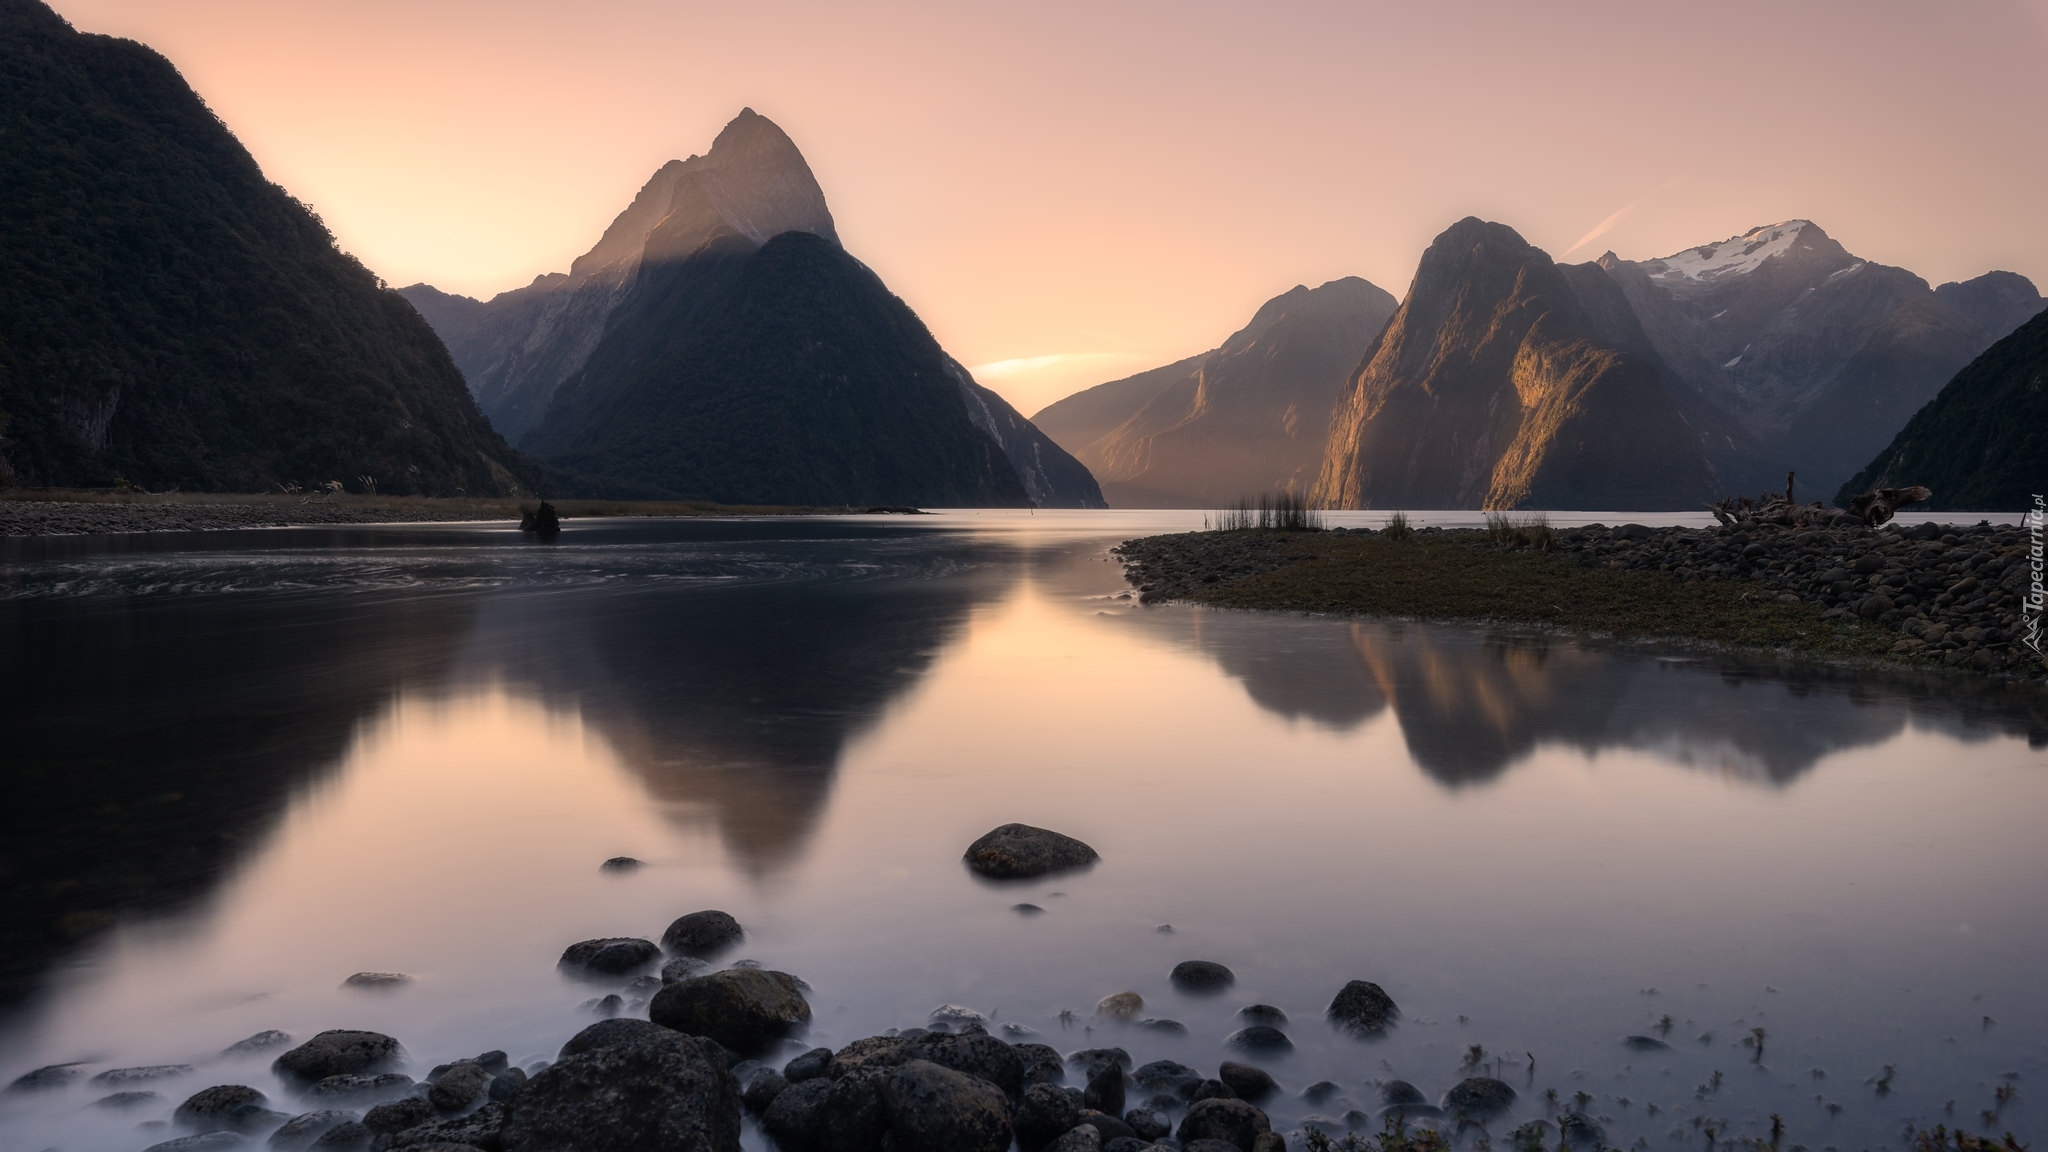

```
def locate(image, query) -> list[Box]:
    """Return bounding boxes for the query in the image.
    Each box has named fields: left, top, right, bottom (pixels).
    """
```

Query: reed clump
left=1207, top=491, right=1323, bottom=532
left=1485, top=511, right=1556, bottom=552
left=1382, top=510, right=1414, bottom=540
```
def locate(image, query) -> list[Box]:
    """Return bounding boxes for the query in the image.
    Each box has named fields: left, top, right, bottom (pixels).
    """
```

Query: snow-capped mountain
left=1599, top=221, right=2041, bottom=499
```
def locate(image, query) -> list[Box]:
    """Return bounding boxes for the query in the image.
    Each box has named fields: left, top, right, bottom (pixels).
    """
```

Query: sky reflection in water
left=0, top=512, right=2044, bottom=1150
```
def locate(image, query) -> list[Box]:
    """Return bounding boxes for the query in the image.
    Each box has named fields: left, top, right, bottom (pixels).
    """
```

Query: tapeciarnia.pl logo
left=2026, top=493, right=2045, bottom=659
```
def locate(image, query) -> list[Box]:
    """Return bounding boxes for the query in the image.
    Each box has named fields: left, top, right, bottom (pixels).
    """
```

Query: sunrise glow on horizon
left=39, top=0, right=2048, bottom=414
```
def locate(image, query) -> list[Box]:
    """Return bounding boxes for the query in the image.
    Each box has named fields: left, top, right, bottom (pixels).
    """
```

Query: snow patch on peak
left=1642, top=220, right=1812, bottom=286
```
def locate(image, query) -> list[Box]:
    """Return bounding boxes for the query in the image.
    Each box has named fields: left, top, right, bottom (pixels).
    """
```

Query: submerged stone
left=962, top=824, right=1099, bottom=879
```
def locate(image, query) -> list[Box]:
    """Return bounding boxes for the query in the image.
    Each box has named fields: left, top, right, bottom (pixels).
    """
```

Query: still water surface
left=2, top=512, right=2045, bottom=1150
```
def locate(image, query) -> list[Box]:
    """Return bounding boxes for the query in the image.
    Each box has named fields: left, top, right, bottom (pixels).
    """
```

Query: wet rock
left=1016, top=1042, right=1066, bottom=1085
left=486, top=1069, right=524, bottom=1104
left=1048, top=1126, right=1102, bottom=1152
left=784, top=1047, right=834, bottom=1083
left=659, top=910, right=743, bottom=957
left=177, top=1085, right=270, bottom=1132
left=829, top=1036, right=913, bottom=1079
left=962, top=824, right=1100, bottom=879
left=1067, top=1048, right=1131, bottom=1084
left=660, top=956, right=711, bottom=983
left=225, top=1031, right=295, bottom=1057
left=1380, top=1102, right=1443, bottom=1123
left=1217, top=1062, right=1276, bottom=1102
left=1252, top=1135, right=1287, bottom=1152
left=761, top=1077, right=832, bottom=1149
left=1185, top=1141, right=1241, bottom=1152
left=96, top=1064, right=196, bottom=1084
left=428, top=1063, right=491, bottom=1112
left=383, top=1103, right=505, bottom=1151
left=598, top=857, right=642, bottom=872
left=1085, top=1062, right=1125, bottom=1114
left=815, top=1070, right=890, bottom=1152
left=929, top=1004, right=989, bottom=1029
left=1124, top=1106, right=1170, bottom=1140
left=7, top=1062, right=82, bottom=1091
left=1442, top=1077, right=1516, bottom=1118
left=500, top=1031, right=738, bottom=1152
left=905, top=1030, right=1025, bottom=1096
left=1301, top=1081, right=1342, bottom=1106
left=556, top=1018, right=670, bottom=1059
left=1237, top=1005, right=1287, bottom=1027
left=148, top=1135, right=248, bottom=1152
left=1104, top=1140, right=1156, bottom=1152
left=1326, top=981, right=1398, bottom=1034
left=306, top=1073, right=414, bottom=1106
left=742, top=1068, right=787, bottom=1113
left=97, top=1089, right=168, bottom=1108
left=1176, top=1097, right=1271, bottom=1151
left=1077, top=1109, right=1137, bottom=1142
left=275, top=1031, right=404, bottom=1082
left=363, top=1097, right=435, bottom=1134
left=1169, top=961, right=1235, bottom=991
left=1096, top=992, right=1144, bottom=1020
left=1192, top=1079, right=1236, bottom=1102
left=881, top=1059, right=1013, bottom=1152
left=1225, top=1026, right=1291, bottom=1053
left=557, top=938, right=659, bottom=976
left=1133, top=1018, right=1186, bottom=1035
left=1623, top=1034, right=1671, bottom=1051
left=267, top=1111, right=357, bottom=1150
left=648, top=968, right=810, bottom=1054
left=1132, top=1060, right=1202, bottom=1100
left=1013, top=903, right=1045, bottom=915
left=342, top=972, right=412, bottom=990
left=1017, top=1081, right=1082, bottom=1145
left=308, top=1124, right=371, bottom=1151
left=580, top=994, right=624, bottom=1017
left=1378, top=1080, right=1425, bottom=1106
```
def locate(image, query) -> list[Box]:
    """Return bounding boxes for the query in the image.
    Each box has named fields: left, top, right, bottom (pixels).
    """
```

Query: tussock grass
left=1207, top=491, right=1322, bottom=532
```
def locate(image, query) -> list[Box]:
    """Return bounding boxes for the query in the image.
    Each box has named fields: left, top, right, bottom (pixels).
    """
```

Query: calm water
left=1, top=511, right=2044, bottom=1151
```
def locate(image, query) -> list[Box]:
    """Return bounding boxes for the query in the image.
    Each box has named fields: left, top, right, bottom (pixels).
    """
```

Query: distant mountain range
left=1032, top=278, right=1396, bottom=507
left=0, top=0, right=527, bottom=496
left=1314, top=218, right=1763, bottom=510
left=1842, top=308, right=2047, bottom=511
left=1047, top=215, right=2041, bottom=510
left=403, top=111, right=1102, bottom=508
left=1599, top=220, right=2040, bottom=501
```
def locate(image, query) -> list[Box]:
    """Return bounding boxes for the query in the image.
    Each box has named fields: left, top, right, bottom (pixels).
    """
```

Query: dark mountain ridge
left=0, top=0, right=526, bottom=495
left=1839, top=308, right=2048, bottom=511
left=404, top=110, right=1099, bottom=507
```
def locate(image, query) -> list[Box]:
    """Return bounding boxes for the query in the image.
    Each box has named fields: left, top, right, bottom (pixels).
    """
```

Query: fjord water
left=2, top=513, right=2044, bottom=1150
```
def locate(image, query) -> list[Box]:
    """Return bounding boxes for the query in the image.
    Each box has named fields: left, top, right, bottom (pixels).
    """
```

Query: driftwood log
left=1847, top=485, right=1932, bottom=527
left=1708, top=471, right=1932, bottom=529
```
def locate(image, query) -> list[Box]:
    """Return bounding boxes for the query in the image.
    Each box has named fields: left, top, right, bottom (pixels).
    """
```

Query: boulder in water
left=1442, top=1077, right=1517, bottom=1118
left=500, top=1032, right=738, bottom=1152
left=962, top=824, right=1099, bottom=879
left=275, top=1032, right=404, bottom=1082
left=881, top=1059, right=1013, bottom=1152
left=1170, top=961, right=1234, bottom=992
left=1326, top=980, right=1398, bottom=1034
left=558, top=938, right=659, bottom=976
left=647, top=968, right=811, bottom=1054
left=660, top=910, right=744, bottom=957
left=1175, top=1097, right=1271, bottom=1151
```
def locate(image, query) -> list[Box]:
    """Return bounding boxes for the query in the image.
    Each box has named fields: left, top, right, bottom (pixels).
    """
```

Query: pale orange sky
left=46, top=0, right=2048, bottom=413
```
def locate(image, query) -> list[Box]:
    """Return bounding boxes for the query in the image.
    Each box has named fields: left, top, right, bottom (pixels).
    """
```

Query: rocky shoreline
left=1115, top=519, right=2045, bottom=682
left=0, top=500, right=515, bottom=537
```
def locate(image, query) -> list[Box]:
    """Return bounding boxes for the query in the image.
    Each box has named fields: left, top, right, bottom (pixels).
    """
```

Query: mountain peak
left=1639, top=220, right=1836, bottom=287
left=569, top=108, right=836, bottom=280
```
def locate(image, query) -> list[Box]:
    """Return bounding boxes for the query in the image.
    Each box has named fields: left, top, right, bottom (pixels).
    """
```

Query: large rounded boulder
left=557, top=938, right=659, bottom=976
left=648, top=968, right=810, bottom=1054
left=499, top=1031, right=739, bottom=1152
left=1177, top=1097, right=1271, bottom=1150
left=881, top=1060, right=1012, bottom=1152
left=1443, top=1077, right=1517, bottom=1119
left=660, top=911, right=743, bottom=957
left=274, top=1032, right=403, bottom=1082
left=962, top=824, right=1099, bottom=879
left=1326, top=980, right=1398, bottom=1034
left=174, top=1085, right=267, bottom=1132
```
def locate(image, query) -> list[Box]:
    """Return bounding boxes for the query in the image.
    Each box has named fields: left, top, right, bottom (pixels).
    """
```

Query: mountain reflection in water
left=1129, top=607, right=2048, bottom=785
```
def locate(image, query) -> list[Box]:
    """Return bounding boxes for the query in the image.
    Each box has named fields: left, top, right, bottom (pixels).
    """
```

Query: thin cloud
left=1562, top=177, right=1681, bottom=258
left=970, top=352, right=1126, bottom=378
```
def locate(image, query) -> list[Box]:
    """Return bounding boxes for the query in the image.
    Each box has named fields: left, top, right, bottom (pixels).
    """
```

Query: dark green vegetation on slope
left=1840, top=308, right=2048, bottom=512
left=524, top=231, right=1041, bottom=506
left=0, top=0, right=527, bottom=495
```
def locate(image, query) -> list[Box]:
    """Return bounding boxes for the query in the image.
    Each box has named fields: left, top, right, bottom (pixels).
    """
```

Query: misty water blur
left=1, top=512, right=2043, bottom=1150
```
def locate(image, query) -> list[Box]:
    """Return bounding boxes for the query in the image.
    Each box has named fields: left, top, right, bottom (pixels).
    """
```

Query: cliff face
left=1313, top=218, right=1755, bottom=511
left=1033, top=278, right=1396, bottom=507
left=0, top=0, right=526, bottom=494
left=1839, top=309, right=2048, bottom=512
left=1598, top=222, right=2041, bottom=500
left=404, top=110, right=1101, bottom=507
